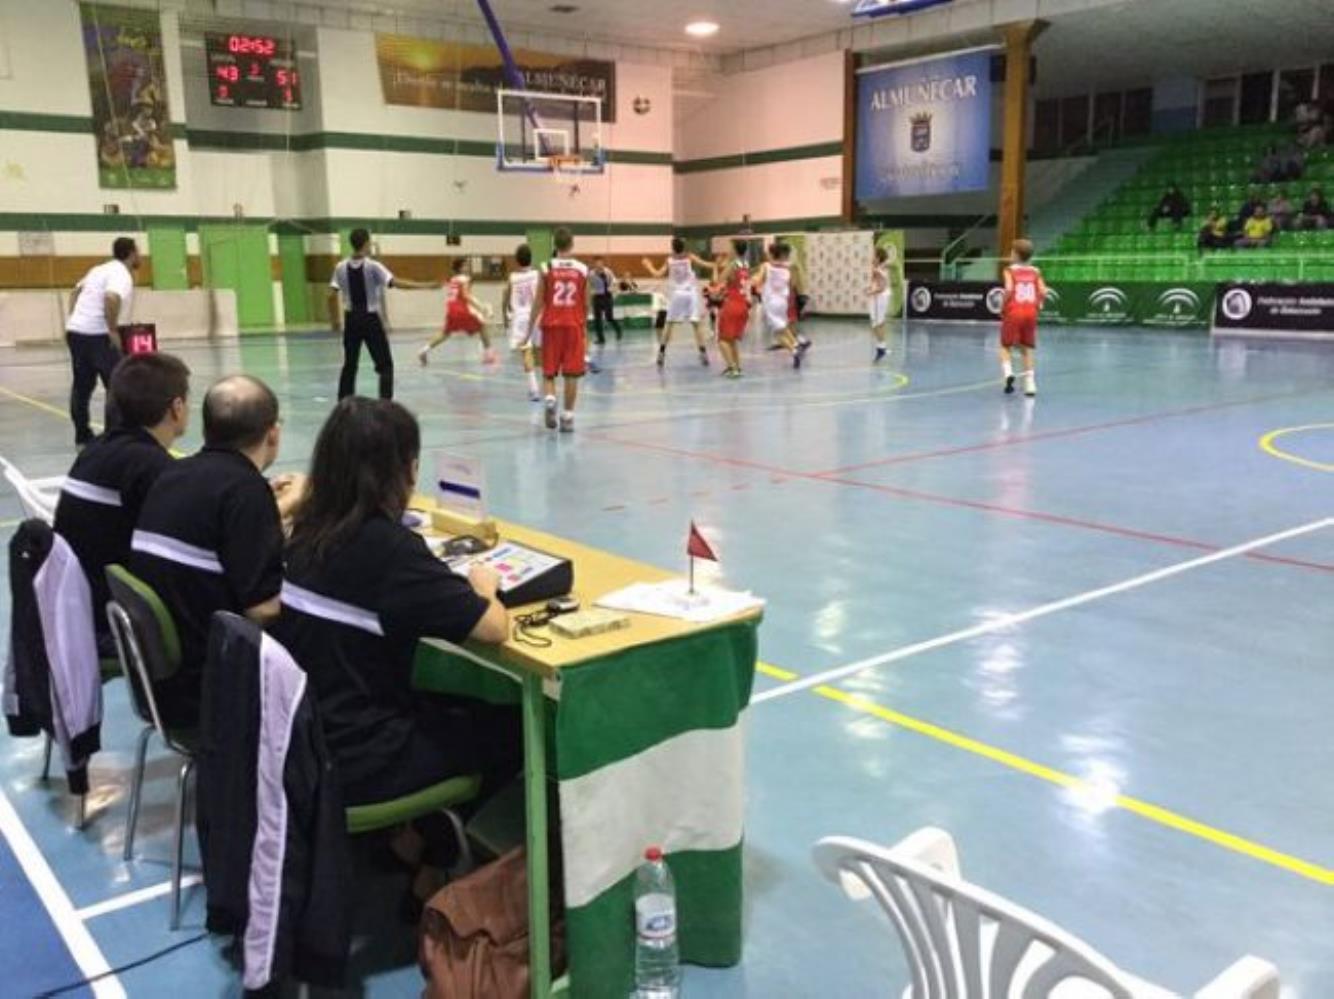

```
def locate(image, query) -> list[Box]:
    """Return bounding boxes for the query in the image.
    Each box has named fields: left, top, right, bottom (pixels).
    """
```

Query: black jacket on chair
left=4, top=519, right=102, bottom=793
left=196, top=611, right=351, bottom=995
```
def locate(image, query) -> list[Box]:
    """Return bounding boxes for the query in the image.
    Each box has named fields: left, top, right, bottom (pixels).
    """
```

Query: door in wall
left=525, top=228, right=554, bottom=266
left=146, top=226, right=188, bottom=290
left=199, top=225, right=274, bottom=331
left=277, top=231, right=310, bottom=325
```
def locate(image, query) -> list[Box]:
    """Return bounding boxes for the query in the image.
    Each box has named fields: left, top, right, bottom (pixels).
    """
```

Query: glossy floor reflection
left=2, top=321, right=1332, bottom=996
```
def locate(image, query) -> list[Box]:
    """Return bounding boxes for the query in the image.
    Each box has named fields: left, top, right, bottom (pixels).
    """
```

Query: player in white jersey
left=753, top=242, right=806, bottom=369
left=504, top=244, right=542, bottom=401
left=868, top=245, right=894, bottom=363
left=642, top=237, right=714, bottom=368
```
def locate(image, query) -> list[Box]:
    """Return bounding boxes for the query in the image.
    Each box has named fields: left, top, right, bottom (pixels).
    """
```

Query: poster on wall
left=1213, top=283, right=1334, bottom=338
left=375, top=34, right=617, bottom=121
left=855, top=48, right=992, bottom=200
left=79, top=3, right=176, bottom=190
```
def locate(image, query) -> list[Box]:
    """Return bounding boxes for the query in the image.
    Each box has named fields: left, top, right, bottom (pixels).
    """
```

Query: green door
left=199, top=225, right=274, bottom=331
left=277, top=232, right=310, bottom=326
left=525, top=228, right=554, bottom=266
left=147, top=226, right=188, bottom=290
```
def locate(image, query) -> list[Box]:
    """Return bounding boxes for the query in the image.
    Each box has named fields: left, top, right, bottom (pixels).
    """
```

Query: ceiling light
left=685, top=20, right=720, bottom=38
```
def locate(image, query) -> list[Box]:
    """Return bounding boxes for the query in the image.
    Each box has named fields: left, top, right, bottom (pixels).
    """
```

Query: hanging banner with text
left=1213, top=283, right=1334, bottom=338
left=375, top=34, right=616, bottom=121
left=855, top=48, right=992, bottom=200
left=907, top=281, right=1217, bottom=328
left=79, top=3, right=177, bottom=190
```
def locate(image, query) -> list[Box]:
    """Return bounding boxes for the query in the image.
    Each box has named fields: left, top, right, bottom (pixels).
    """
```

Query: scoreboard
left=206, top=33, right=301, bottom=110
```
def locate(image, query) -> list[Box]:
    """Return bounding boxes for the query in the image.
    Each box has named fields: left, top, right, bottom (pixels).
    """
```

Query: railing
left=934, top=251, right=1334, bottom=283
left=939, top=215, right=997, bottom=280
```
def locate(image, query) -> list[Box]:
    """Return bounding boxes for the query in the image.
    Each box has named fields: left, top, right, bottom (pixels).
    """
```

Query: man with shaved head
left=129, top=374, right=295, bottom=727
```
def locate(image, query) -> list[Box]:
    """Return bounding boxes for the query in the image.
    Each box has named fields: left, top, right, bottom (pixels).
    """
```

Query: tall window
left=1122, top=88, right=1152, bottom=137
left=1092, top=92, right=1122, bottom=143
left=1202, top=77, right=1237, bottom=127
left=1238, top=71, right=1273, bottom=124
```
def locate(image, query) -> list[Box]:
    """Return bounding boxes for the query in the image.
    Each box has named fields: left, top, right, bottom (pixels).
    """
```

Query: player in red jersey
left=530, top=227, right=588, bottom=432
left=716, top=240, right=752, bottom=378
left=999, top=238, right=1046, bottom=398
left=417, top=257, right=497, bottom=367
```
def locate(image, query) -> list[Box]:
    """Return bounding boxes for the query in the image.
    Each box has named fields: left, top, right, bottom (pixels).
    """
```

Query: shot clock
left=206, top=33, right=302, bottom=110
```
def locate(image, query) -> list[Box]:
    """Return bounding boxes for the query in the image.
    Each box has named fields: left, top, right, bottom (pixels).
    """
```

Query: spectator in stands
left=1295, top=101, right=1328, bottom=149
left=1268, top=189, right=1296, bottom=230
left=1252, top=145, right=1284, bottom=184
left=1281, top=144, right=1306, bottom=180
left=1235, top=190, right=1266, bottom=229
left=1236, top=204, right=1275, bottom=248
left=1197, top=206, right=1231, bottom=252
left=1147, top=183, right=1191, bottom=230
left=1298, top=185, right=1331, bottom=230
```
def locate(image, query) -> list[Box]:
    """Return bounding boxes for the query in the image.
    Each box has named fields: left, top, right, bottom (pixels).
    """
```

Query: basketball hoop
left=549, top=154, right=585, bottom=196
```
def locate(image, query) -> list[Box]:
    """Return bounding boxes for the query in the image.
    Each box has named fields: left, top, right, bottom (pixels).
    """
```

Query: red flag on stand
left=687, top=521, right=718, bottom=562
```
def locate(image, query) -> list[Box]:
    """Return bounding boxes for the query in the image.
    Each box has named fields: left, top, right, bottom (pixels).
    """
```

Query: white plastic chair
left=1, top=455, right=65, bottom=525
left=813, top=829, right=1280, bottom=999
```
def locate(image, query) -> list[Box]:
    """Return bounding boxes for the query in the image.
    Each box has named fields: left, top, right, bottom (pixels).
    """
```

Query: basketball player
left=868, top=246, right=893, bottom=363
left=643, top=238, right=713, bottom=368
left=754, top=243, right=807, bottom=369
left=503, top=244, right=542, bottom=401
left=530, top=228, right=588, bottom=432
left=716, top=240, right=753, bottom=379
left=999, top=238, right=1045, bottom=398
left=417, top=258, right=497, bottom=367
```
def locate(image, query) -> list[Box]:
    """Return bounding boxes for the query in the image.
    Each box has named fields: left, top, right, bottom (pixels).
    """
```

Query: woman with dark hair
left=275, top=398, right=516, bottom=873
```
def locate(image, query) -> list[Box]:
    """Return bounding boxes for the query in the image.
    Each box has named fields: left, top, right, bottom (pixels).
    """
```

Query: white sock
left=544, top=394, right=557, bottom=407
left=1024, top=371, right=1036, bottom=392
left=527, top=371, right=539, bottom=392
left=1002, top=359, right=1014, bottom=379
left=561, top=410, right=574, bottom=420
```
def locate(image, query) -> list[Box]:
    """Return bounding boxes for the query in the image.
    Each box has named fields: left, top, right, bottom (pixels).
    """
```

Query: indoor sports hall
left=1, top=1, right=1332, bottom=997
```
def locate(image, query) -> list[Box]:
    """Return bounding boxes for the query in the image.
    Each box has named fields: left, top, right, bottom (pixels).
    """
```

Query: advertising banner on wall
left=855, top=48, right=992, bottom=200
left=1213, top=283, right=1334, bottom=338
left=375, top=34, right=616, bottom=121
left=907, top=281, right=1217, bottom=328
left=79, top=3, right=176, bottom=190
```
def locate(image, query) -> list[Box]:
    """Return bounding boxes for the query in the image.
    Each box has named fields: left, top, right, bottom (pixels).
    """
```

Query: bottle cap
left=644, top=846, right=663, bottom=862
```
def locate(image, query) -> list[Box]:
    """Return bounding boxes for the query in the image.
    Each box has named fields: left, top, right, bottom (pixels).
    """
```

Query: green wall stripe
left=0, top=111, right=92, bottom=133
left=672, top=141, right=844, bottom=175
left=0, top=212, right=670, bottom=238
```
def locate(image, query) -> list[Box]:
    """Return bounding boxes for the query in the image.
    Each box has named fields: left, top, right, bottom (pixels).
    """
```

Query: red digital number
left=217, top=84, right=230, bottom=100
left=283, top=87, right=295, bottom=106
left=215, top=65, right=239, bottom=83
left=275, top=68, right=288, bottom=86
left=228, top=35, right=243, bottom=53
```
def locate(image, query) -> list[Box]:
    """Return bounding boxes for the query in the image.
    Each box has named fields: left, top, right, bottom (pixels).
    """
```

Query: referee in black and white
left=327, top=228, right=432, bottom=401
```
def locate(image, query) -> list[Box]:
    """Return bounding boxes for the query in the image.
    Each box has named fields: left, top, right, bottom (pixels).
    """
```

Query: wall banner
left=855, top=48, right=992, bottom=200
left=80, top=3, right=177, bottom=190
left=376, top=33, right=616, bottom=121
left=1213, top=283, right=1334, bottom=338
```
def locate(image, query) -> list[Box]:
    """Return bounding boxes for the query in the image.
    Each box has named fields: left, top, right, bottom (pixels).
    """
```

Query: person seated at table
left=1298, top=185, right=1332, bottom=230
left=275, top=397, right=519, bottom=885
left=1146, top=183, right=1190, bottom=230
left=1197, top=206, right=1232, bottom=252
left=54, top=352, right=190, bottom=653
left=128, top=375, right=297, bottom=727
left=1236, top=205, right=1275, bottom=248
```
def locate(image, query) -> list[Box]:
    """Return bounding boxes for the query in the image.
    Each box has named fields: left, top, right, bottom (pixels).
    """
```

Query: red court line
left=816, top=390, right=1326, bottom=477
left=587, top=431, right=1334, bottom=574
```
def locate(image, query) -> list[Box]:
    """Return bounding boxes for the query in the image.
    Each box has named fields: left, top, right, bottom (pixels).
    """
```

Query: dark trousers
left=65, top=332, right=119, bottom=444
left=591, top=293, right=621, bottom=344
left=338, top=312, right=393, bottom=400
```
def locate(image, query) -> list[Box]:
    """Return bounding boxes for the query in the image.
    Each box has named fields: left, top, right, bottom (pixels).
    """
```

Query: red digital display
left=205, top=32, right=301, bottom=110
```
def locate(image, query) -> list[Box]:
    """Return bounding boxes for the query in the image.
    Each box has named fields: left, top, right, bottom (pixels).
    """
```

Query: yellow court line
left=1259, top=423, right=1334, bottom=473
left=757, top=661, right=799, bottom=682
left=0, top=385, right=184, bottom=458
left=802, top=683, right=1334, bottom=886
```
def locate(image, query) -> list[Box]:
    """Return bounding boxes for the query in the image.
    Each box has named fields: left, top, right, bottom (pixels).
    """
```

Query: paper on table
left=595, top=579, right=764, bottom=624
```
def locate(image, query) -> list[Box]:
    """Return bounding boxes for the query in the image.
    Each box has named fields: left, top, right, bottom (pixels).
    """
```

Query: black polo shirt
left=128, top=446, right=284, bottom=727
left=272, top=514, right=490, bottom=790
left=53, top=427, right=174, bottom=640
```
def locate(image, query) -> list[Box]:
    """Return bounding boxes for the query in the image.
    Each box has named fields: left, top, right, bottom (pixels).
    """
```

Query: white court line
left=0, top=789, right=126, bottom=999
left=755, top=516, right=1334, bottom=704
left=75, top=875, right=204, bottom=921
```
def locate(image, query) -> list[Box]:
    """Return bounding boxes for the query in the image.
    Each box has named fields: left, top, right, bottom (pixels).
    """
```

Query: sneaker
left=586, top=356, right=601, bottom=374
left=528, top=389, right=541, bottom=402
left=728, top=368, right=742, bottom=379
left=797, top=339, right=811, bottom=355
left=1025, top=387, right=1037, bottom=398
left=874, top=345, right=887, bottom=363
left=544, top=398, right=558, bottom=429
left=699, top=350, right=710, bottom=367
left=1004, top=375, right=1016, bottom=394
left=417, top=345, right=431, bottom=367
left=793, top=350, right=802, bottom=370
left=559, top=414, right=575, bottom=433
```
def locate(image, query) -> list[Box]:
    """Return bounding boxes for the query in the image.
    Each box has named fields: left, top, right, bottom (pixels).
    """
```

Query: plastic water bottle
left=633, top=846, right=680, bottom=998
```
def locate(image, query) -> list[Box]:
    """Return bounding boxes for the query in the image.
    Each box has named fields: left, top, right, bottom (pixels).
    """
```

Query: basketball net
left=549, top=154, right=583, bottom=197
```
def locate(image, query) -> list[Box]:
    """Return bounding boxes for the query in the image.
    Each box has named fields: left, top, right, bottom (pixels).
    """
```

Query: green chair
left=345, top=775, right=482, bottom=872
left=105, top=564, right=197, bottom=931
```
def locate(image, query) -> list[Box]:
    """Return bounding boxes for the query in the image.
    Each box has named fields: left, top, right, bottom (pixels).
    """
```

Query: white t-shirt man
left=68, top=259, right=134, bottom=336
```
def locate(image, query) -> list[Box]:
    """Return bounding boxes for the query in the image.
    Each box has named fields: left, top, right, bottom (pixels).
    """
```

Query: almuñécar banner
left=855, top=48, right=992, bottom=200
